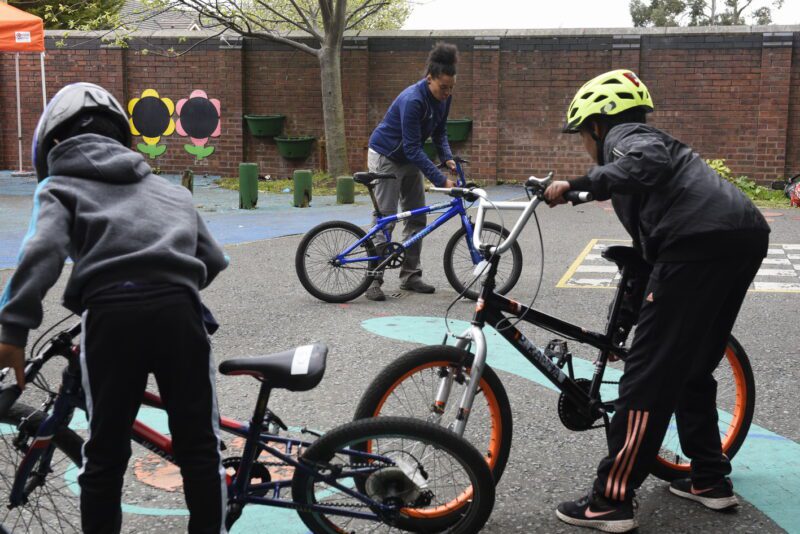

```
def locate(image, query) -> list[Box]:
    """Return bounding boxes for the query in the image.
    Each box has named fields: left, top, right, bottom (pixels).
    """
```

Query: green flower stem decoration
left=184, top=144, right=215, bottom=160
left=137, top=143, right=168, bottom=159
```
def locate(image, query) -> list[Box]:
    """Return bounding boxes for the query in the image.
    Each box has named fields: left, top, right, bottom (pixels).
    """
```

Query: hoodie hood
left=47, top=134, right=151, bottom=184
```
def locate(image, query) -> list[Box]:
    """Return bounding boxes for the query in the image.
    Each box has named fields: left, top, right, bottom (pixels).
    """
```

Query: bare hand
left=444, top=179, right=456, bottom=188
left=544, top=181, right=571, bottom=207
left=445, top=160, right=457, bottom=174
left=0, top=343, right=25, bottom=388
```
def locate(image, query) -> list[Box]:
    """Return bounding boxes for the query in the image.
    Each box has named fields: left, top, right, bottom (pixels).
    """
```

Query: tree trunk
left=319, top=45, right=349, bottom=177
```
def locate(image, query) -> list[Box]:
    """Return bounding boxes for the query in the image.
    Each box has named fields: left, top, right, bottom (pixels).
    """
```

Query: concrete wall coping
left=43, top=25, right=800, bottom=41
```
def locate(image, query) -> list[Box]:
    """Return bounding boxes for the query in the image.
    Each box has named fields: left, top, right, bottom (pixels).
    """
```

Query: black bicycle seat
left=601, top=246, right=651, bottom=274
left=219, top=343, right=327, bottom=391
left=353, top=172, right=396, bottom=185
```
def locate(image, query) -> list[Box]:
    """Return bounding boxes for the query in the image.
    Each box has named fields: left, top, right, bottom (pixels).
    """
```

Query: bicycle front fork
left=431, top=326, right=488, bottom=437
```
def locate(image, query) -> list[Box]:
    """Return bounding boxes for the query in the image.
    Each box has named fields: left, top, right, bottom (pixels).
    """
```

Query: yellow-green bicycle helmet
left=563, top=69, right=654, bottom=133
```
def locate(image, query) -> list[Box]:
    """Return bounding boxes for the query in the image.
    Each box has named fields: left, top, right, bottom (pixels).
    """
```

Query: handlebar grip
left=564, top=191, right=593, bottom=205
left=0, top=385, right=22, bottom=417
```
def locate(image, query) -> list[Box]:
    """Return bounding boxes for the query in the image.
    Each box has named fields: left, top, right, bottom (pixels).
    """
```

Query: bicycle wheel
left=0, top=402, right=84, bottom=534
left=291, top=416, right=495, bottom=534
left=443, top=221, right=523, bottom=300
left=649, top=335, right=755, bottom=481
left=354, top=346, right=512, bottom=485
left=295, top=221, right=378, bottom=303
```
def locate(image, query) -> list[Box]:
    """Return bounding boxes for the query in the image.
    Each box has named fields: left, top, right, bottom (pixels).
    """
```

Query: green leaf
left=184, top=144, right=215, bottom=160
left=137, top=143, right=167, bottom=159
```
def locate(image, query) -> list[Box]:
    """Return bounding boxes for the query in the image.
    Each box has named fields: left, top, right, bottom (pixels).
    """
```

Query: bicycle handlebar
left=467, top=172, right=592, bottom=257
left=0, top=321, right=82, bottom=418
left=564, top=191, right=593, bottom=204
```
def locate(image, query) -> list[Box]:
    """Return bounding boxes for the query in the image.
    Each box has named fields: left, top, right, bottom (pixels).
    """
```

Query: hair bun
left=430, top=42, right=458, bottom=66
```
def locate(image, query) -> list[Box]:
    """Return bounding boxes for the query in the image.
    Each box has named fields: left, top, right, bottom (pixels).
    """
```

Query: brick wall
left=1, top=27, right=798, bottom=183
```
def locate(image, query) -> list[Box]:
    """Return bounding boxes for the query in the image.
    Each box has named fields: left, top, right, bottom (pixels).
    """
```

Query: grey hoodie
left=0, top=134, right=228, bottom=346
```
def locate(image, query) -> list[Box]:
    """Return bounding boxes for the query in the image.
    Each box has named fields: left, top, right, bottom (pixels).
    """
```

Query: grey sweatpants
left=367, top=149, right=426, bottom=284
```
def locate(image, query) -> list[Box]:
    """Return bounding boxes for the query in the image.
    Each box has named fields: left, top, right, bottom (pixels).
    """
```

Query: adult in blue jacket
left=365, top=42, right=458, bottom=301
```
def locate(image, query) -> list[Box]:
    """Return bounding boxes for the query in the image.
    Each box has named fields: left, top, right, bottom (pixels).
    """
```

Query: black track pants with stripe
left=78, top=287, right=226, bottom=533
left=593, top=254, right=764, bottom=502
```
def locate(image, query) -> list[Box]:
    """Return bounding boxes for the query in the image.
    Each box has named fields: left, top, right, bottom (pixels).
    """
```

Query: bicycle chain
left=296, top=459, right=400, bottom=510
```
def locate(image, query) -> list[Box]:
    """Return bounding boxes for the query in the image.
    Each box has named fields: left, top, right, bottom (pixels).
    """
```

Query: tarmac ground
left=0, top=170, right=798, bottom=533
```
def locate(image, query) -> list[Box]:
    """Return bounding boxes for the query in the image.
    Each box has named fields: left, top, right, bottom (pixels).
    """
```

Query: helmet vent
left=617, top=92, right=635, bottom=100
left=603, top=78, right=623, bottom=85
left=570, top=107, right=579, bottom=118
left=580, top=92, right=594, bottom=100
left=638, top=91, right=644, bottom=99
left=594, top=94, right=608, bottom=102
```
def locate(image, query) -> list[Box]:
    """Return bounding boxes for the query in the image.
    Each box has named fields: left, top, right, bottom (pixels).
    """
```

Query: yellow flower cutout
left=128, top=89, right=176, bottom=146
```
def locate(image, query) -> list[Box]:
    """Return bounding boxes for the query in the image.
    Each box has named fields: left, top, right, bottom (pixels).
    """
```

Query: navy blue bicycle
left=295, top=158, right=523, bottom=302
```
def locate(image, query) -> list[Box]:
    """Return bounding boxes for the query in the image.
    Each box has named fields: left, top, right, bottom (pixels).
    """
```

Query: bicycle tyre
left=295, top=221, right=378, bottom=303
left=649, top=335, right=755, bottom=481
left=291, top=416, right=495, bottom=534
left=354, top=346, right=513, bottom=485
left=443, top=221, right=523, bottom=301
left=0, top=402, right=84, bottom=533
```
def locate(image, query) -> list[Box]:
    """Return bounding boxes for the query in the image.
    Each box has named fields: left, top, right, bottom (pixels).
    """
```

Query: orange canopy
left=0, top=3, right=44, bottom=52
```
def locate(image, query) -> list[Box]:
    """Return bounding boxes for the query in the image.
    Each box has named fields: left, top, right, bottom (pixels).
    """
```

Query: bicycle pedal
left=545, top=340, right=569, bottom=362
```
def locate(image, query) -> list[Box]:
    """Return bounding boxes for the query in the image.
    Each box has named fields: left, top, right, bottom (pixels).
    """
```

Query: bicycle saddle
left=219, top=343, right=327, bottom=391
left=353, top=172, right=396, bottom=185
left=601, top=246, right=652, bottom=274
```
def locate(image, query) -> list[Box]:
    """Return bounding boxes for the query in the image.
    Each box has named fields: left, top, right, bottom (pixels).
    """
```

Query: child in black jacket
left=545, top=70, right=769, bottom=533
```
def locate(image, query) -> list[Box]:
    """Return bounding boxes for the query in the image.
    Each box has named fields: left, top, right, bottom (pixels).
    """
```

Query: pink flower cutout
left=175, top=89, right=222, bottom=147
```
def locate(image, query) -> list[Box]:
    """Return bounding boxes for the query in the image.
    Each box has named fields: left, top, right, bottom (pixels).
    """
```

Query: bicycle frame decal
left=512, top=329, right=567, bottom=384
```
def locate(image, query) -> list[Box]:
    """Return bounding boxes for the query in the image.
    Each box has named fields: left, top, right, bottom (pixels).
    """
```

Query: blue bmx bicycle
left=295, top=157, right=523, bottom=302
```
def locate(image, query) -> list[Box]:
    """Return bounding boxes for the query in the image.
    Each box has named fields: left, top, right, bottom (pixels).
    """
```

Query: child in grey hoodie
left=0, top=83, right=229, bottom=533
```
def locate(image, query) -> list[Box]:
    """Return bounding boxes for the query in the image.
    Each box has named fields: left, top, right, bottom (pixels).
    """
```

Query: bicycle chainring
left=558, top=378, right=598, bottom=431
left=382, top=243, right=405, bottom=268
left=222, top=457, right=271, bottom=496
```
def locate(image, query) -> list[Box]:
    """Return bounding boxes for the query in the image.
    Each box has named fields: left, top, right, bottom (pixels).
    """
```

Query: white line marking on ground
left=570, top=278, right=614, bottom=286
left=754, top=282, right=800, bottom=290
left=576, top=265, right=619, bottom=273
left=762, top=258, right=792, bottom=265
left=756, top=269, right=798, bottom=277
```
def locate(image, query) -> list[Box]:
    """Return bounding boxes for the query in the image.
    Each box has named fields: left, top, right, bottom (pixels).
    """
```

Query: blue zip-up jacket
left=368, top=78, right=453, bottom=187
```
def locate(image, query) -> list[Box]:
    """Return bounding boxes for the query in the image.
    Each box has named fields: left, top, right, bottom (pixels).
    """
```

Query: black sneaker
left=365, top=283, right=386, bottom=302
left=399, top=278, right=435, bottom=294
left=669, top=478, right=739, bottom=510
left=556, top=491, right=638, bottom=533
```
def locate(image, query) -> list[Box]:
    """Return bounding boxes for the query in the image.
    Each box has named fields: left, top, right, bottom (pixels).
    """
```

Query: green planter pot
left=276, top=136, right=316, bottom=159
left=244, top=114, right=285, bottom=137
left=446, top=118, right=473, bottom=142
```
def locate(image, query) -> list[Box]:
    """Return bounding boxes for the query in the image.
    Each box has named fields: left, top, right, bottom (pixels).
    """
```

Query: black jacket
left=569, top=123, right=769, bottom=263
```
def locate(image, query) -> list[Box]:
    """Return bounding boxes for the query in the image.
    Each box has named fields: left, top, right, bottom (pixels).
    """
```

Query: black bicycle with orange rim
left=0, top=323, right=495, bottom=534
left=355, top=174, right=755, bottom=486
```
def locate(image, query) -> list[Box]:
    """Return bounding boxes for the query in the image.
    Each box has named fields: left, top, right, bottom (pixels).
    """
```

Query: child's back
left=0, top=82, right=228, bottom=533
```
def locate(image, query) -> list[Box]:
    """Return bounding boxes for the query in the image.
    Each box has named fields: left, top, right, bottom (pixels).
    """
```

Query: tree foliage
left=9, top=0, right=125, bottom=29
left=630, top=0, right=785, bottom=27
